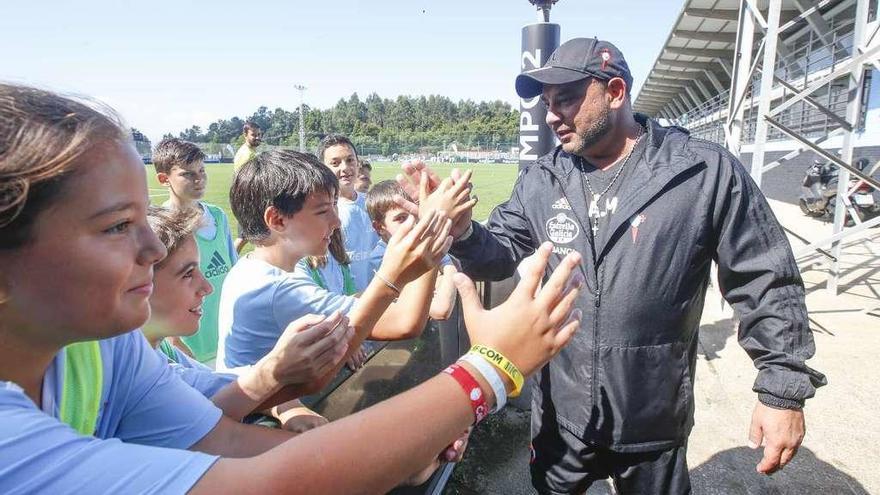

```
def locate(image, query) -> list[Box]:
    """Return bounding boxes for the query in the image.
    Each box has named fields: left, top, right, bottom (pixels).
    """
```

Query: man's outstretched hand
left=749, top=401, right=805, bottom=474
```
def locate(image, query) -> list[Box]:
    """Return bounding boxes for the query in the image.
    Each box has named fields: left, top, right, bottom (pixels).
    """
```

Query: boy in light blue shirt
left=317, top=134, right=379, bottom=292
left=218, top=150, right=446, bottom=370
left=367, top=180, right=458, bottom=321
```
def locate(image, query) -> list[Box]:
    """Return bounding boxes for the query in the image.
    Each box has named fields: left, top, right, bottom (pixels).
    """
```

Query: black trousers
left=530, top=419, right=691, bottom=495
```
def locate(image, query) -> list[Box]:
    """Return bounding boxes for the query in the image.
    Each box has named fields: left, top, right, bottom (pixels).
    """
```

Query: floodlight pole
left=533, top=0, right=556, bottom=21
left=294, top=84, right=307, bottom=153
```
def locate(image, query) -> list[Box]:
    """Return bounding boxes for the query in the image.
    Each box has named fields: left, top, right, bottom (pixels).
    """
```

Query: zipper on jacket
left=592, top=265, right=602, bottom=410
left=539, top=159, right=607, bottom=420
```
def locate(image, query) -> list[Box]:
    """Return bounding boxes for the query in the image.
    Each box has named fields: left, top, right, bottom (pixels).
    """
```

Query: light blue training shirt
left=0, top=331, right=221, bottom=494
left=157, top=345, right=236, bottom=398
left=218, top=255, right=358, bottom=369
left=334, top=192, right=379, bottom=293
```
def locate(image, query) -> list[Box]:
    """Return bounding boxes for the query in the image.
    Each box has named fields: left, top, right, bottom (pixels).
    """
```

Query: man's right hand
left=396, top=160, right=475, bottom=240
left=749, top=401, right=805, bottom=474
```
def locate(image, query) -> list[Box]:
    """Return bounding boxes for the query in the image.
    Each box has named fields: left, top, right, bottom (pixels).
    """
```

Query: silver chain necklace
left=582, top=128, right=644, bottom=236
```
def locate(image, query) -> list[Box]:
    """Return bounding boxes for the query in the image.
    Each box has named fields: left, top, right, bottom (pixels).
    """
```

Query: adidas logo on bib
left=203, top=251, right=230, bottom=279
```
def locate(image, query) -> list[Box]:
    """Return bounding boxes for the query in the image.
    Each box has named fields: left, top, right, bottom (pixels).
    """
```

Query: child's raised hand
left=417, top=169, right=477, bottom=224
left=394, top=160, right=443, bottom=216
left=454, top=242, right=583, bottom=379
left=376, top=210, right=453, bottom=288
left=259, top=311, right=353, bottom=388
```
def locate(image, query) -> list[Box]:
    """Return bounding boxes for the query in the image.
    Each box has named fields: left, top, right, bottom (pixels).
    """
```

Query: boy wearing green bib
left=154, top=138, right=237, bottom=363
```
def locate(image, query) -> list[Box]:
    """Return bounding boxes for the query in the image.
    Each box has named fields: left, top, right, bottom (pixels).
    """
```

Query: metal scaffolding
left=634, top=0, right=880, bottom=295
left=735, top=0, right=880, bottom=293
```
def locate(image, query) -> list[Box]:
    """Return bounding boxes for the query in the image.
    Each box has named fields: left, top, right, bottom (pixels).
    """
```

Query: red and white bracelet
left=442, top=363, right=490, bottom=424
left=459, top=353, right=507, bottom=412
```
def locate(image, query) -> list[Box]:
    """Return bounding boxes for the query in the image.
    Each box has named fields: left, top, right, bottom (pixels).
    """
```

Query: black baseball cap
left=515, top=38, right=633, bottom=99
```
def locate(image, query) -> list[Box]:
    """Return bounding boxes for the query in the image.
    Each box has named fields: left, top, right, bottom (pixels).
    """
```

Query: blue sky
left=1, top=0, right=682, bottom=141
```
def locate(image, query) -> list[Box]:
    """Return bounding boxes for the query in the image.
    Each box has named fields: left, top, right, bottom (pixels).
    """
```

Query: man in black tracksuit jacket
left=404, top=38, right=826, bottom=493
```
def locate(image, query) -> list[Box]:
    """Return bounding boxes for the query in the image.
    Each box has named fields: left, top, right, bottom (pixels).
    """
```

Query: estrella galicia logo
left=546, top=213, right=579, bottom=244
left=203, top=251, right=230, bottom=279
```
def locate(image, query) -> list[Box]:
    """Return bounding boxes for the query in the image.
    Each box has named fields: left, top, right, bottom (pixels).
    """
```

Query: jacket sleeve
left=710, top=149, right=827, bottom=409
left=450, top=168, right=537, bottom=281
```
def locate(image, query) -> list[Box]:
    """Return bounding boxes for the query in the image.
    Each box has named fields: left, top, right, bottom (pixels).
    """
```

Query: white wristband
left=459, top=353, right=507, bottom=412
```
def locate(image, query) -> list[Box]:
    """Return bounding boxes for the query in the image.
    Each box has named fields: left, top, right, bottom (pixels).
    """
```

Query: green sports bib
left=182, top=203, right=234, bottom=363
left=308, top=263, right=357, bottom=296
left=60, top=341, right=103, bottom=436
left=158, top=339, right=179, bottom=363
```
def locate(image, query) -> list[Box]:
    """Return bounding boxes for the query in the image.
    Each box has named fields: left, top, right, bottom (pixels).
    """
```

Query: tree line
left=166, top=93, right=519, bottom=155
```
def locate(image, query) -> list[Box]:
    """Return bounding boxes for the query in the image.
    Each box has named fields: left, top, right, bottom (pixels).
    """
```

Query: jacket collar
left=540, top=114, right=705, bottom=262
left=539, top=115, right=697, bottom=173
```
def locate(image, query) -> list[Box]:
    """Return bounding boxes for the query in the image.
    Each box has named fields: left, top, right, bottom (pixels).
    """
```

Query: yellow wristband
left=469, top=345, right=524, bottom=398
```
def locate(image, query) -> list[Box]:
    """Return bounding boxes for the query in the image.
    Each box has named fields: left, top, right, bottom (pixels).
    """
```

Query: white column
left=829, top=0, right=870, bottom=294
left=726, top=0, right=756, bottom=157
left=750, top=0, right=782, bottom=188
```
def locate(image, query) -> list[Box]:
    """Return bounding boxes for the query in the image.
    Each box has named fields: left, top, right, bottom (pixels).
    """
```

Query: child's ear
left=157, top=172, right=170, bottom=187
left=264, top=206, right=287, bottom=233
left=371, top=220, right=389, bottom=239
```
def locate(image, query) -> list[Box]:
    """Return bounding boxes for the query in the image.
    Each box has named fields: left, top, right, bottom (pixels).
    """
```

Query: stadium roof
left=632, top=0, right=853, bottom=117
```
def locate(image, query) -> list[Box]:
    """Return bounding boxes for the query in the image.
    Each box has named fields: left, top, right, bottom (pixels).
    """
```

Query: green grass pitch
left=145, top=162, right=520, bottom=222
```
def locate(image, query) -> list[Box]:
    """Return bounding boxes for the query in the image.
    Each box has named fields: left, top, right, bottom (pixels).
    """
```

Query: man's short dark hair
left=152, top=138, right=206, bottom=174
left=359, top=159, right=372, bottom=171
left=243, top=121, right=261, bottom=134
left=230, top=150, right=338, bottom=244
left=317, top=133, right=357, bottom=162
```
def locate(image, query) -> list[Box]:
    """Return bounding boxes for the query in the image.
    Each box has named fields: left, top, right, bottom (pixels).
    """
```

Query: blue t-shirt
left=218, top=255, right=358, bottom=369
left=337, top=193, right=379, bottom=293
left=0, top=331, right=221, bottom=493
left=156, top=346, right=236, bottom=398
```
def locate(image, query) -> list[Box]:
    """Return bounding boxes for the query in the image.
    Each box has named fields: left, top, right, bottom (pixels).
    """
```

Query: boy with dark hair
left=367, top=180, right=457, bottom=321
left=153, top=137, right=236, bottom=363
left=217, top=149, right=460, bottom=370
left=317, top=134, right=379, bottom=292
left=356, top=158, right=372, bottom=193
